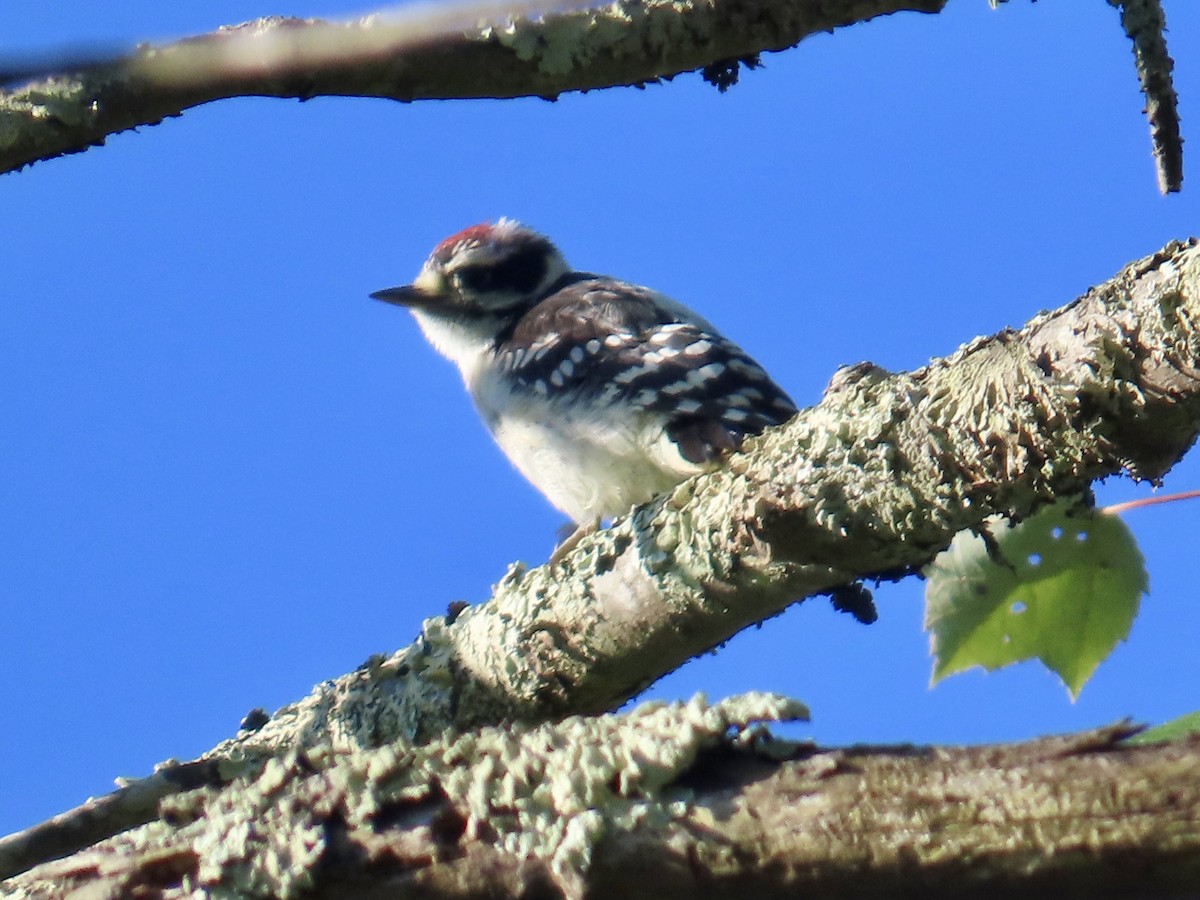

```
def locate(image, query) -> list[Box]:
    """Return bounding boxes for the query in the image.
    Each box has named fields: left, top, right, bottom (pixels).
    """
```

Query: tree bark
left=5, top=695, right=1199, bottom=899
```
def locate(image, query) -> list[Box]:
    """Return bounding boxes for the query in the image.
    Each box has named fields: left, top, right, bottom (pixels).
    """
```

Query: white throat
left=410, top=308, right=498, bottom=386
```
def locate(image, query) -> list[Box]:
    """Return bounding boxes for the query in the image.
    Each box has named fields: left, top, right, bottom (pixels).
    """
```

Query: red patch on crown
left=434, top=223, right=495, bottom=257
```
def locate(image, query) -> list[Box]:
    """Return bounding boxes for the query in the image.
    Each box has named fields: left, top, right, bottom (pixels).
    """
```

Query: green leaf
left=1126, top=710, right=1200, bottom=744
left=924, top=500, right=1147, bottom=698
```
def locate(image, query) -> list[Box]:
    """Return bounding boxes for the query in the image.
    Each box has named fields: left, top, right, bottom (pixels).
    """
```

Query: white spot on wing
left=632, top=389, right=657, bottom=408
left=614, top=365, right=648, bottom=385
left=728, top=358, right=764, bottom=379
left=684, top=339, right=713, bottom=357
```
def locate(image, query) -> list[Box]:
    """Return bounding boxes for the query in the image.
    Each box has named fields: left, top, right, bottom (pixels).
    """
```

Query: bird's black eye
left=455, top=246, right=548, bottom=298
left=455, top=264, right=497, bottom=293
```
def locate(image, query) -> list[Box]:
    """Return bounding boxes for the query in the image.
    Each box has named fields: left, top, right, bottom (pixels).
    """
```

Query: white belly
left=491, top=414, right=685, bottom=523
left=422, top=311, right=711, bottom=522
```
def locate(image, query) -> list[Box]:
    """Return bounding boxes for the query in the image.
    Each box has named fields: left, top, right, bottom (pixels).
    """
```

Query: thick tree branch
left=4, top=238, right=1199, bottom=881
left=221, top=238, right=1200, bottom=748
left=6, top=694, right=1200, bottom=898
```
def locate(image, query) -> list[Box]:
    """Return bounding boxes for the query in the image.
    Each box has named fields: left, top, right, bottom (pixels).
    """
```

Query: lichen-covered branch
left=223, top=238, right=1200, bottom=754
left=4, top=238, right=1197, bottom=883
left=0, top=0, right=945, bottom=173
left=0, top=0, right=1184, bottom=187
left=6, top=694, right=1200, bottom=899
left=0, top=761, right=221, bottom=890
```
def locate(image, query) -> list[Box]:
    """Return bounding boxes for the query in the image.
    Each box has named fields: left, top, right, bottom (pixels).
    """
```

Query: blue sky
left=2, top=1, right=1198, bottom=837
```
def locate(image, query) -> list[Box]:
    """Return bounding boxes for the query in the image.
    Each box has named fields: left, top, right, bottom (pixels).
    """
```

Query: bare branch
left=0, top=0, right=943, bottom=173
left=0, top=761, right=223, bottom=887
left=1, top=1, right=1183, bottom=188
left=1110, top=0, right=1184, bottom=193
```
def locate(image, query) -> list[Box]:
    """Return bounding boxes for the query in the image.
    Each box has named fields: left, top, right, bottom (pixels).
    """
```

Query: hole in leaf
left=1075, top=530, right=1088, bottom=542
left=1027, top=553, right=1042, bottom=567
left=1011, top=601, right=1027, bottom=614
left=1002, top=634, right=1012, bottom=644
left=1051, top=526, right=1064, bottom=539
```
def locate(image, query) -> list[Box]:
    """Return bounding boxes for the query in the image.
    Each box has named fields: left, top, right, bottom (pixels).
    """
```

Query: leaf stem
left=1102, top=489, right=1200, bottom=516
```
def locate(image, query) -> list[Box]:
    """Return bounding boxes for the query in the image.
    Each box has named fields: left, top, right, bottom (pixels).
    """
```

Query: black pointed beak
left=370, top=285, right=434, bottom=308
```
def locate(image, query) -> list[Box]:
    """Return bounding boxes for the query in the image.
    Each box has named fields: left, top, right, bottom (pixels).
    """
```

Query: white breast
left=470, top=364, right=701, bottom=523
left=410, top=307, right=706, bottom=522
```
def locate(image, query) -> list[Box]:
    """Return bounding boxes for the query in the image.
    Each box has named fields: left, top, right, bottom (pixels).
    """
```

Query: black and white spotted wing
left=496, top=277, right=798, bottom=464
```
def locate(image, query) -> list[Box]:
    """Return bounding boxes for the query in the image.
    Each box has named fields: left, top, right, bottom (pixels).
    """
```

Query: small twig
left=1102, top=488, right=1200, bottom=517
left=1110, top=0, right=1184, bottom=193
left=0, top=760, right=225, bottom=882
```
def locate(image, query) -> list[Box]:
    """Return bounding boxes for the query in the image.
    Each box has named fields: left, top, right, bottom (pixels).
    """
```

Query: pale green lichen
left=126, top=693, right=807, bottom=897
left=199, top=611, right=466, bottom=778
left=479, top=0, right=717, bottom=77
left=1, top=77, right=98, bottom=137
left=391, top=691, right=805, bottom=881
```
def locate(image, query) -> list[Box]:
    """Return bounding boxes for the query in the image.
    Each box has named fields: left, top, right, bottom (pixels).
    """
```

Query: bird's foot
left=549, top=518, right=601, bottom=566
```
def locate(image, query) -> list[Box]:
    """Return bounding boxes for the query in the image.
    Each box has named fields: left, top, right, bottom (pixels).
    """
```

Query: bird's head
left=371, top=219, right=570, bottom=319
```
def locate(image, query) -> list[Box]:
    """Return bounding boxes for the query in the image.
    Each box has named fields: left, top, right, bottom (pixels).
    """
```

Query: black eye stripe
left=457, top=246, right=548, bottom=296
left=454, top=265, right=486, bottom=291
